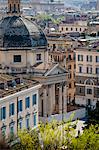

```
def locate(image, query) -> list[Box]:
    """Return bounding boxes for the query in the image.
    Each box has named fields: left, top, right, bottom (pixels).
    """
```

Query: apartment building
left=59, top=21, right=87, bottom=35
left=75, top=45, right=99, bottom=109
left=0, top=74, right=41, bottom=137
left=47, top=33, right=76, bottom=104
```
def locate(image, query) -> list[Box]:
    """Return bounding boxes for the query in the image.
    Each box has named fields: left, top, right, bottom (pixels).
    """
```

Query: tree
left=10, top=120, right=99, bottom=150
left=70, top=125, right=99, bottom=150
left=11, top=129, right=40, bottom=150
left=39, top=119, right=76, bottom=150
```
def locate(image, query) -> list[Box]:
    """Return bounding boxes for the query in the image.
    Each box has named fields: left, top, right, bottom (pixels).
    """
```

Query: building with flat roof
left=0, top=74, right=41, bottom=137
left=75, top=44, right=99, bottom=110
left=59, top=20, right=87, bottom=36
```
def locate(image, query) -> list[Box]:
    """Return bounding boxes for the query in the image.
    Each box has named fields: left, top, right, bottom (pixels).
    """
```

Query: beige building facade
left=0, top=48, right=48, bottom=74
left=75, top=46, right=99, bottom=109
left=47, top=33, right=76, bottom=104
left=59, top=21, right=87, bottom=34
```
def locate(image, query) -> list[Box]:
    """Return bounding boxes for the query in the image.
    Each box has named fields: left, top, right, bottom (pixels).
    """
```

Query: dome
left=0, top=16, right=47, bottom=48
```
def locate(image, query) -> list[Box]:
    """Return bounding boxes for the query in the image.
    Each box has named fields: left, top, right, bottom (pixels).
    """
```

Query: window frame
left=25, top=97, right=30, bottom=109
left=9, top=103, right=15, bottom=117
left=32, top=94, right=37, bottom=106
left=13, top=55, right=21, bottom=63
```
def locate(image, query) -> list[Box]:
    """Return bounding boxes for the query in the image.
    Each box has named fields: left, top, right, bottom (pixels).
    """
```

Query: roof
left=33, top=62, right=68, bottom=77
left=0, top=74, right=40, bottom=98
left=0, top=16, right=47, bottom=48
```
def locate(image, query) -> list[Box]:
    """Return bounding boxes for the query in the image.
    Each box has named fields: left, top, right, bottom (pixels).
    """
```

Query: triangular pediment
left=44, top=64, right=68, bottom=77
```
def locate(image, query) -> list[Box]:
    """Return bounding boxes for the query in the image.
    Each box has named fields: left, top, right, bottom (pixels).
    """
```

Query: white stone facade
left=0, top=84, right=41, bottom=137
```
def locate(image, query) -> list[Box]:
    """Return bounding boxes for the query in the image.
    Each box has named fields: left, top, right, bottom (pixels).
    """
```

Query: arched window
left=14, top=4, right=16, bottom=12
left=85, top=79, right=94, bottom=85
left=18, top=4, right=20, bottom=12
left=10, top=4, right=11, bottom=12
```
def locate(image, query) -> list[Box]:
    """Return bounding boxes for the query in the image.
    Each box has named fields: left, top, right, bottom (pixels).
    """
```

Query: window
left=86, top=66, right=92, bottom=74
left=71, top=28, right=73, bottom=31
left=80, top=28, right=82, bottom=31
left=18, top=4, right=20, bottom=11
left=25, top=97, right=30, bottom=109
left=68, top=55, right=72, bottom=60
left=14, top=55, right=21, bottom=63
left=18, top=100, right=22, bottom=112
left=74, top=64, right=76, bottom=69
left=76, top=28, right=77, bottom=31
left=69, top=83, right=71, bottom=88
left=86, top=55, right=92, bottom=62
left=32, top=94, right=37, bottom=106
left=14, top=4, right=16, bottom=12
left=88, top=99, right=91, bottom=105
left=79, top=88, right=82, bottom=93
left=34, top=113, right=37, bottom=127
left=68, top=73, right=72, bottom=79
left=96, top=68, right=99, bottom=74
left=36, top=54, right=41, bottom=61
left=26, top=118, right=30, bottom=129
left=74, top=54, right=76, bottom=60
left=53, top=44, right=56, bottom=50
left=10, top=126, right=14, bottom=135
left=68, top=65, right=71, bottom=70
left=79, top=66, right=82, bottom=73
left=9, top=103, right=15, bottom=116
left=58, top=56, right=60, bottom=62
left=78, top=55, right=83, bottom=61
left=19, top=121, right=22, bottom=129
left=96, top=56, right=99, bottom=62
left=1, top=107, right=6, bottom=120
left=61, top=27, right=63, bottom=31
left=87, top=89, right=92, bottom=94
left=66, top=28, right=68, bottom=31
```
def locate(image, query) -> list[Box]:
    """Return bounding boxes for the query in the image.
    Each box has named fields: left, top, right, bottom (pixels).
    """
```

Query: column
left=63, top=85, right=67, bottom=113
left=43, top=88, right=47, bottom=117
left=52, top=84, right=55, bottom=113
left=49, top=85, right=52, bottom=115
left=59, top=85, right=62, bottom=114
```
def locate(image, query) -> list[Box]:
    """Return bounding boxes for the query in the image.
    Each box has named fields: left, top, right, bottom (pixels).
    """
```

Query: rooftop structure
left=0, top=74, right=39, bottom=98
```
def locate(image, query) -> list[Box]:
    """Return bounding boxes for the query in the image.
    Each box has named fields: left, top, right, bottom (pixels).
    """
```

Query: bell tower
left=7, top=0, right=21, bottom=16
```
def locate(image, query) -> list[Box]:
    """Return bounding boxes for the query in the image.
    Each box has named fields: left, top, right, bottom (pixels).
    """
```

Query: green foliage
left=39, top=120, right=62, bottom=150
left=11, top=129, right=40, bottom=150
left=70, top=125, right=99, bottom=150
left=39, top=119, right=76, bottom=150
left=10, top=120, right=99, bottom=150
left=36, top=14, right=64, bottom=25
left=88, top=102, right=99, bottom=124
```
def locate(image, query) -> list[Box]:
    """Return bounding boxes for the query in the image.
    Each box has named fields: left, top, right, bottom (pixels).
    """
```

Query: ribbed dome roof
left=0, top=16, right=47, bottom=48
